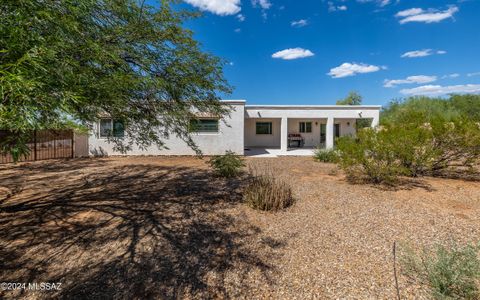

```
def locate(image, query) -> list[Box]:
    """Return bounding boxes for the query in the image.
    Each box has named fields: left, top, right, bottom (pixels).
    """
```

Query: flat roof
left=245, top=105, right=382, bottom=110
left=220, top=100, right=246, bottom=104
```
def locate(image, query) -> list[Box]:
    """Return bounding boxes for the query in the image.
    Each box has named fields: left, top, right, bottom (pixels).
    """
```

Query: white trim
left=220, top=100, right=246, bottom=105
left=246, top=105, right=381, bottom=110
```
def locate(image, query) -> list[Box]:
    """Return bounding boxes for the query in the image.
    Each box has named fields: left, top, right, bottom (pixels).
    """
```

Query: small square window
left=99, top=119, right=112, bottom=138
left=113, top=120, right=125, bottom=137
left=256, top=122, right=272, bottom=134
left=99, top=119, right=125, bottom=138
left=299, top=122, right=312, bottom=133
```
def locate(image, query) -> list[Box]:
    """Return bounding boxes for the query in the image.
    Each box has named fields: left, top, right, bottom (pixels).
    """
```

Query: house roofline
left=245, top=105, right=382, bottom=110
left=220, top=100, right=246, bottom=105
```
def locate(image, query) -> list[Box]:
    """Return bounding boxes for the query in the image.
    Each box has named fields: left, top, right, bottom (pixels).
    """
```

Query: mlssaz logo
left=28, top=282, right=62, bottom=291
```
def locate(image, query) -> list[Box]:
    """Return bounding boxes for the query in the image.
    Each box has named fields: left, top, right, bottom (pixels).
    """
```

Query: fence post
left=71, top=130, right=75, bottom=158
left=34, top=130, right=37, bottom=161
left=53, top=131, right=56, bottom=159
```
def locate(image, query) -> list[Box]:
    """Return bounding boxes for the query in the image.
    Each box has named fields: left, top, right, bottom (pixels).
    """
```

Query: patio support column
left=326, top=117, right=334, bottom=149
left=371, top=115, right=380, bottom=128
left=280, top=117, right=288, bottom=153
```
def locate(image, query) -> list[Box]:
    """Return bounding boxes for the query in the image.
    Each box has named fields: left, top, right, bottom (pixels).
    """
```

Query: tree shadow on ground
left=0, top=160, right=280, bottom=299
left=343, top=176, right=436, bottom=192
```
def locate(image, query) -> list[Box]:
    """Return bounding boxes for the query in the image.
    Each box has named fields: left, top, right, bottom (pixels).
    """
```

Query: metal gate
left=0, top=130, right=74, bottom=163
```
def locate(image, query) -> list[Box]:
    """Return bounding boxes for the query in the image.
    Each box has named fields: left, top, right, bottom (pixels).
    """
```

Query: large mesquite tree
left=0, top=0, right=232, bottom=157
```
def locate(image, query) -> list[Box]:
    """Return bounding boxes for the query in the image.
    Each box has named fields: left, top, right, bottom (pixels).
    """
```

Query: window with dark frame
left=189, top=119, right=219, bottom=133
left=299, top=122, right=312, bottom=133
left=99, top=119, right=125, bottom=138
left=256, top=122, right=272, bottom=134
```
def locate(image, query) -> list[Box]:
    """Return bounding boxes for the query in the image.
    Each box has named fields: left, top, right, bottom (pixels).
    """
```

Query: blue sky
left=176, top=0, right=480, bottom=105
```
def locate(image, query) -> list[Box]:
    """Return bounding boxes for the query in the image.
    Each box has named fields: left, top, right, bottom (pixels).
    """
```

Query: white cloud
left=357, top=0, right=391, bottom=7
left=272, top=48, right=315, bottom=60
left=396, top=6, right=459, bottom=24
left=183, top=0, right=241, bottom=15
left=395, top=8, right=424, bottom=18
left=328, top=62, right=385, bottom=78
left=401, top=49, right=433, bottom=58
left=252, top=0, right=271, bottom=9
left=442, top=73, right=460, bottom=79
left=291, top=19, right=308, bottom=27
left=384, top=75, right=437, bottom=88
left=328, top=1, right=348, bottom=12
left=236, top=14, right=245, bottom=22
left=379, top=0, right=391, bottom=7
left=401, top=49, right=446, bottom=58
left=234, top=28, right=241, bottom=33
left=400, top=84, right=480, bottom=96
left=467, top=72, right=480, bottom=77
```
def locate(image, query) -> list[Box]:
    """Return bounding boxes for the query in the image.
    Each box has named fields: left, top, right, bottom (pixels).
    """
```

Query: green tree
left=0, top=0, right=231, bottom=159
left=336, top=91, right=372, bottom=128
left=381, top=97, right=457, bottom=125
left=450, top=94, right=480, bottom=122
left=381, top=95, right=480, bottom=125
left=336, top=91, right=363, bottom=105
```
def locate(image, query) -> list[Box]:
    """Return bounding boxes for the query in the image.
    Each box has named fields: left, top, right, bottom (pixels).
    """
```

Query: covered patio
left=244, top=105, right=380, bottom=155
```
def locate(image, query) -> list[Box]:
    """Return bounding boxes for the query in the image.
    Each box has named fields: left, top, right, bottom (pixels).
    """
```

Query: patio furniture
left=288, top=133, right=304, bottom=148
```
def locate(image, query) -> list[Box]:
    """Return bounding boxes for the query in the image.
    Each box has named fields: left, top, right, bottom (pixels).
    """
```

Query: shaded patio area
left=244, top=147, right=316, bottom=157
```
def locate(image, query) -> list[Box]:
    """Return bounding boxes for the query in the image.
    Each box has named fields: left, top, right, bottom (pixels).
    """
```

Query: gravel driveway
left=1, top=156, right=478, bottom=299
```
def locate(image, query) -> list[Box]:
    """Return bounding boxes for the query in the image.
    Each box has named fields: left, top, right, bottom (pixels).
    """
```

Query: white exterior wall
left=244, top=118, right=281, bottom=147
left=88, top=102, right=381, bottom=156
left=287, top=119, right=323, bottom=147
left=88, top=101, right=245, bottom=156
left=335, top=118, right=357, bottom=137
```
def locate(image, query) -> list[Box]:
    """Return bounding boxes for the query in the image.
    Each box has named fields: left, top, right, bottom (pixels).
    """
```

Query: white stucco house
left=88, top=100, right=381, bottom=156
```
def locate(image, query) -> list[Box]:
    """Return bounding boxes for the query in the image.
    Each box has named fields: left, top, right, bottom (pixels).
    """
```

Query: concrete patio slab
left=244, top=147, right=316, bottom=158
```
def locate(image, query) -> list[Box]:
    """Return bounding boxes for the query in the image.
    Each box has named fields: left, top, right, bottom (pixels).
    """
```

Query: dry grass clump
left=208, top=150, right=245, bottom=178
left=400, top=242, right=480, bottom=299
left=244, top=167, right=294, bottom=211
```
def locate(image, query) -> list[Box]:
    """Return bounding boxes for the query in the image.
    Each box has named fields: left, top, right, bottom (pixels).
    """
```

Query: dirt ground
left=0, top=156, right=479, bottom=299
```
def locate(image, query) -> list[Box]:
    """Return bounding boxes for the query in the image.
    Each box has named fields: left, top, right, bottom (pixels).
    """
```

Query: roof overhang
left=245, top=105, right=381, bottom=110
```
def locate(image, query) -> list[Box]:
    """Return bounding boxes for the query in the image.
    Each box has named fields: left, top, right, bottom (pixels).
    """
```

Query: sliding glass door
left=319, top=123, right=340, bottom=148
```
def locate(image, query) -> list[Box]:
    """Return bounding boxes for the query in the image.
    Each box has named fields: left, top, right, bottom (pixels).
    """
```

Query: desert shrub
left=208, top=150, right=245, bottom=178
left=313, top=148, right=338, bottom=163
left=382, top=95, right=480, bottom=124
left=389, top=114, right=480, bottom=177
left=244, top=169, right=294, bottom=211
left=427, top=118, right=480, bottom=176
left=336, top=128, right=407, bottom=184
left=401, top=243, right=480, bottom=300
left=336, top=113, right=480, bottom=183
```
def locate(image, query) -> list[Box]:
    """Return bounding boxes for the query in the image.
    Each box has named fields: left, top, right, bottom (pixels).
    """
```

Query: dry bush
left=401, top=242, right=480, bottom=300
left=313, top=148, right=338, bottom=163
left=244, top=167, right=294, bottom=211
left=208, top=150, right=245, bottom=178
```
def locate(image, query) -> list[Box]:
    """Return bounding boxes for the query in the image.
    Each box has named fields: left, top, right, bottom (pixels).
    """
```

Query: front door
left=334, top=124, right=340, bottom=145
left=334, top=124, right=340, bottom=138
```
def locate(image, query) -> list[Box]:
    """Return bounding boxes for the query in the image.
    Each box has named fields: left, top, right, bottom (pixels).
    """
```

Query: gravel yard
left=1, top=156, right=479, bottom=299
